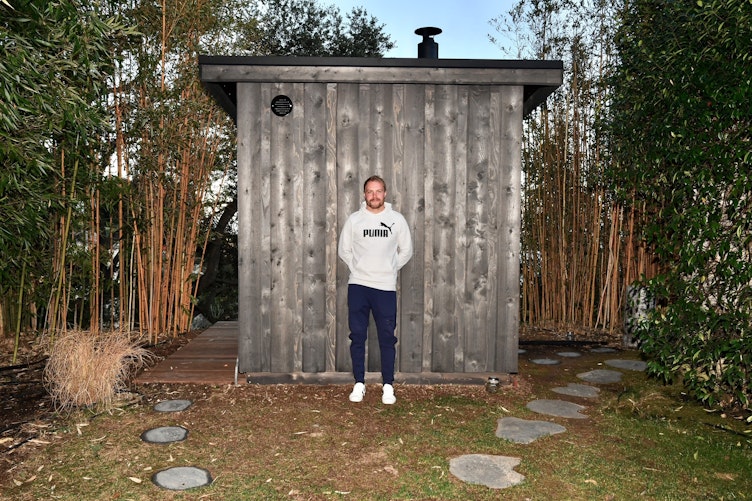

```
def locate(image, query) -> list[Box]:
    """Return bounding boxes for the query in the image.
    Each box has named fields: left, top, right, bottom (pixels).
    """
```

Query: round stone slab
left=589, top=347, right=617, bottom=353
left=152, top=466, right=212, bottom=491
left=527, top=399, right=588, bottom=419
left=518, top=348, right=527, bottom=354
left=449, top=454, right=524, bottom=489
left=530, top=358, right=560, bottom=365
left=577, top=369, right=623, bottom=384
left=556, top=351, right=582, bottom=358
left=153, top=399, right=193, bottom=412
left=496, top=417, right=567, bottom=444
left=605, top=359, right=648, bottom=371
left=552, top=383, right=600, bottom=398
left=141, top=426, right=189, bottom=444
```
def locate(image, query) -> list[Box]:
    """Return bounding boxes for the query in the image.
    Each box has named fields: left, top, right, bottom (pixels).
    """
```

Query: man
left=338, top=175, right=413, bottom=404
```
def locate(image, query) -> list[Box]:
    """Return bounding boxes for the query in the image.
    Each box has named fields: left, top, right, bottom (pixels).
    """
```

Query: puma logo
left=363, top=222, right=394, bottom=238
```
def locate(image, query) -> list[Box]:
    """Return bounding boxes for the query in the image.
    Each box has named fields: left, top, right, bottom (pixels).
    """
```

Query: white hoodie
left=338, top=202, right=413, bottom=291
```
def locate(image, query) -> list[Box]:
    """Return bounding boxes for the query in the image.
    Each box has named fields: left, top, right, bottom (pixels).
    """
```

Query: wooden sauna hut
left=198, top=41, right=562, bottom=383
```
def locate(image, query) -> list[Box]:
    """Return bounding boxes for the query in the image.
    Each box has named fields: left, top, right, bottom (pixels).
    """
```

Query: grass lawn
left=3, top=349, right=750, bottom=500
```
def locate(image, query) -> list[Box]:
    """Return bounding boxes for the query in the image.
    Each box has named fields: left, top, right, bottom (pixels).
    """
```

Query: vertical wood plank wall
left=237, top=81, right=522, bottom=375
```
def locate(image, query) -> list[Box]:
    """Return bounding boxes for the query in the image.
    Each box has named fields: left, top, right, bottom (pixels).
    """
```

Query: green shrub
left=610, top=0, right=752, bottom=411
left=637, top=284, right=751, bottom=410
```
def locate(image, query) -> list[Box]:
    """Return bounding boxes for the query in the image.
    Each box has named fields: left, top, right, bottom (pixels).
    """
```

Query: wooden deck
left=135, top=321, right=239, bottom=385
left=135, top=320, right=509, bottom=386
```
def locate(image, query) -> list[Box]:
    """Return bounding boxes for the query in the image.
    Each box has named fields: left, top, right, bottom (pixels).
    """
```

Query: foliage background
left=0, top=0, right=134, bottom=339
left=0, top=0, right=395, bottom=345
left=609, top=0, right=752, bottom=410
left=1, top=0, right=750, bottom=410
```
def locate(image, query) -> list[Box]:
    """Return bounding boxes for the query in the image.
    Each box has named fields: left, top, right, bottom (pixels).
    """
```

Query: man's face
left=364, top=180, right=386, bottom=212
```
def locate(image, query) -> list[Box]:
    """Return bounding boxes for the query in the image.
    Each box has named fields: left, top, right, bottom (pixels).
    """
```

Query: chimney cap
left=415, top=27, right=442, bottom=38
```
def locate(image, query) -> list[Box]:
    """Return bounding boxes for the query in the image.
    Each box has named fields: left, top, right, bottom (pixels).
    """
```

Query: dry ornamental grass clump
left=43, top=331, right=153, bottom=412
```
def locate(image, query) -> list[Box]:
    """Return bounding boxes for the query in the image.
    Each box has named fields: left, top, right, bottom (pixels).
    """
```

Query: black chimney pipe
left=415, top=27, right=442, bottom=59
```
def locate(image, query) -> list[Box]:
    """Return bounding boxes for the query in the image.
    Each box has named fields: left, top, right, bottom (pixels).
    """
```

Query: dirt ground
left=0, top=326, right=622, bottom=491
left=0, top=331, right=201, bottom=486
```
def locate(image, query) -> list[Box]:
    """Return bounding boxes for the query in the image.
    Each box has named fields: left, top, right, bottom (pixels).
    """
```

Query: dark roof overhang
left=198, top=55, right=563, bottom=122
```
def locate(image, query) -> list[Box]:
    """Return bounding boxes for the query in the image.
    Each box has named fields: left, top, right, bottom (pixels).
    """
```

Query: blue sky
left=328, top=0, right=516, bottom=59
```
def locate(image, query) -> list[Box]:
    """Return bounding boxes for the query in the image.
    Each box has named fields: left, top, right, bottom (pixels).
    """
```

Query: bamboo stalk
left=12, top=260, right=26, bottom=364
left=49, top=151, right=79, bottom=340
left=90, top=186, right=100, bottom=334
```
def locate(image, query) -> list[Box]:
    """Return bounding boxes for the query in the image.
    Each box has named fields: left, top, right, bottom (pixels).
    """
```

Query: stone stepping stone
left=605, top=359, right=648, bottom=371
left=530, top=358, right=560, bottom=365
left=449, top=454, right=524, bottom=489
left=141, top=426, right=189, bottom=444
left=496, top=417, right=566, bottom=444
left=552, top=383, right=600, bottom=398
left=154, top=399, right=193, bottom=412
left=577, top=369, right=623, bottom=384
left=556, top=351, right=582, bottom=358
left=590, top=347, right=617, bottom=353
left=527, top=399, right=587, bottom=419
left=152, top=466, right=212, bottom=491
left=518, top=348, right=527, bottom=354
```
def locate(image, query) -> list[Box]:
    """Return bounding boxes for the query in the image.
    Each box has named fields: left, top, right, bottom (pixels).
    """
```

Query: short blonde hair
left=363, top=175, right=387, bottom=192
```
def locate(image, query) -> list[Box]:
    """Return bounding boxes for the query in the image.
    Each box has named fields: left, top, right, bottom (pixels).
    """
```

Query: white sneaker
left=382, top=384, right=396, bottom=405
left=349, top=382, right=366, bottom=402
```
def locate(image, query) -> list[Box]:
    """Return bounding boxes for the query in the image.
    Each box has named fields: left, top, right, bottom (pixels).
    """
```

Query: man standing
left=338, top=175, right=413, bottom=404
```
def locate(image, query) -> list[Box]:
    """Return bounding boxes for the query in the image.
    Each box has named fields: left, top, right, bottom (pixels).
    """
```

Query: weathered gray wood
left=203, top=56, right=562, bottom=378
left=388, top=83, right=403, bottom=372
left=421, top=85, right=436, bottom=372
left=201, top=64, right=564, bottom=87
left=257, top=84, right=273, bottom=372
left=430, top=84, right=460, bottom=373
left=453, top=86, right=469, bottom=372
left=497, top=86, right=523, bottom=374
left=236, top=82, right=254, bottom=373
left=325, top=83, right=338, bottom=372
left=302, top=83, right=328, bottom=372
left=241, top=80, right=522, bottom=376
left=464, top=86, right=492, bottom=372
left=485, top=88, right=502, bottom=371
left=397, top=84, right=425, bottom=373
left=335, top=83, right=360, bottom=374
left=237, top=83, right=273, bottom=373
left=267, top=82, right=297, bottom=372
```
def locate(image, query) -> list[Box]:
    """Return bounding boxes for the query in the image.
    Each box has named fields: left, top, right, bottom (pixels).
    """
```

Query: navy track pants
left=347, top=284, right=397, bottom=385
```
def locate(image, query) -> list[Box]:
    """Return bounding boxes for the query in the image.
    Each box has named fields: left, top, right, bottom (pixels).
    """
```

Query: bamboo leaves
left=0, top=0, right=127, bottom=335
left=609, top=0, right=752, bottom=410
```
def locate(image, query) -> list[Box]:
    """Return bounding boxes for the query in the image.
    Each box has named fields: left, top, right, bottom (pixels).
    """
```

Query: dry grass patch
left=43, top=330, right=153, bottom=412
left=5, top=341, right=751, bottom=500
